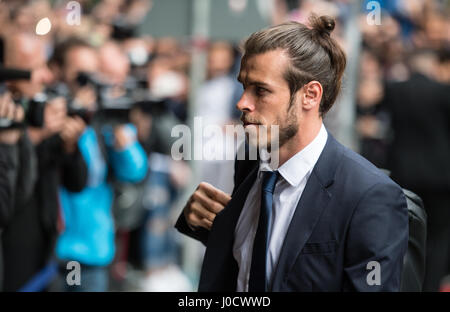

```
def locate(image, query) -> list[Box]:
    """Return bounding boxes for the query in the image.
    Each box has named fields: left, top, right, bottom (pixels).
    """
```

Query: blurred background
left=0, top=0, right=449, bottom=292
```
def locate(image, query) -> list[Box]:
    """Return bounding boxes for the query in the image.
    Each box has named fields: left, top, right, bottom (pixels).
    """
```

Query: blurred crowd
left=354, top=0, right=450, bottom=292
left=0, top=0, right=449, bottom=292
left=0, top=0, right=197, bottom=292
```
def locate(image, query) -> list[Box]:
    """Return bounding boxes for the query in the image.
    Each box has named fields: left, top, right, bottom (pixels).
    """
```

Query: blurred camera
left=45, top=83, right=92, bottom=124
left=0, top=83, right=45, bottom=129
left=76, top=71, right=144, bottom=124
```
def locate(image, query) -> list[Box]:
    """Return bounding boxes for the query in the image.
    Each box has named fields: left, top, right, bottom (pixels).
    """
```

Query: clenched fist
left=184, top=182, right=231, bottom=231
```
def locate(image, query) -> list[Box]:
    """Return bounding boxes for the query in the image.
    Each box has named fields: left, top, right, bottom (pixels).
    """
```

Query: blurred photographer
left=50, top=37, right=147, bottom=292
left=1, top=32, right=88, bottom=292
left=0, top=90, right=28, bottom=291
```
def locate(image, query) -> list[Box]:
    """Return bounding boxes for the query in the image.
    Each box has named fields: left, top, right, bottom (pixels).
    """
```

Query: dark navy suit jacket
left=175, top=134, right=409, bottom=291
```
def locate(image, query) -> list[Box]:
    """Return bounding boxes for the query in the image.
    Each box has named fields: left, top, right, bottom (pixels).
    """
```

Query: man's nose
left=236, top=92, right=255, bottom=112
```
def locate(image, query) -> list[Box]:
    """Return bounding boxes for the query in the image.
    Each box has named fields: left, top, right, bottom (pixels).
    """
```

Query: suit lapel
left=270, top=134, right=343, bottom=291
left=199, top=134, right=344, bottom=291
left=270, top=172, right=331, bottom=291
left=198, top=163, right=259, bottom=290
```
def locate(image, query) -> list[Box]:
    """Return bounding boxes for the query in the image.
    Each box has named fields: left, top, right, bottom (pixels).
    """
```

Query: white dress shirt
left=233, top=123, right=328, bottom=291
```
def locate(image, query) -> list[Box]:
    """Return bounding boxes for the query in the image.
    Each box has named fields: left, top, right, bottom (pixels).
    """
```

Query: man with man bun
left=176, top=15, right=409, bottom=292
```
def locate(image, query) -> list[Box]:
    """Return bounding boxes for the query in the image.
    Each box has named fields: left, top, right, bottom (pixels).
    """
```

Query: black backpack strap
left=400, top=188, right=427, bottom=292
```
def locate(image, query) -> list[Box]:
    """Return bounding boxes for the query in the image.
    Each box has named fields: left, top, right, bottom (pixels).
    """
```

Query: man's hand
left=184, top=182, right=231, bottom=231
left=60, top=116, right=86, bottom=154
left=29, top=96, right=70, bottom=146
left=73, top=86, right=97, bottom=110
left=113, top=125, right=134, bottom=150
left=44, top=97, right=67, bottom=135
left=0, top=92, right=24, bottom=145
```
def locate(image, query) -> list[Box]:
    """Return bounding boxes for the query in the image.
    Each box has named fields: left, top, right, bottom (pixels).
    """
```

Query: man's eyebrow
left=251, top=80, right=271, bottom=87
left=236, top=76, right=271, bottom=88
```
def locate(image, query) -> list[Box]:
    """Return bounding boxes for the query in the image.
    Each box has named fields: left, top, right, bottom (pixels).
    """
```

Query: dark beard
left=278, top=120, right=298, bottom=148
left=276, top=97, right=299, bottom=148
left=244, top=98, right=299, bottom=151
left=257, top=105, right=298, bottom=154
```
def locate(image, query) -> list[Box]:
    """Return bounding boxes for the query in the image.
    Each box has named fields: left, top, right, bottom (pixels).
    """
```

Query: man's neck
left=276, top=119, right=323, bottom=168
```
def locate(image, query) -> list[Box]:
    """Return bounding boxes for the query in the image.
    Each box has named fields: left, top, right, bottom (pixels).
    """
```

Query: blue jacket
left=56, top=125, right=147, bottom=266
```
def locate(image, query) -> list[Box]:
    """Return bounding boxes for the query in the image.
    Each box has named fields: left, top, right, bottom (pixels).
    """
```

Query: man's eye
left=255, top=87, right=268, bottom=96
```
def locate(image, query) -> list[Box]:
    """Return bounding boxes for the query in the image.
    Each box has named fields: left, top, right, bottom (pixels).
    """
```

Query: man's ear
left=301, top=81, right=323, bottom=111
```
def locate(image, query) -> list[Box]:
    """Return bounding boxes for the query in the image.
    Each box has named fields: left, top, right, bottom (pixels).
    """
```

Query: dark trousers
left=0, top=234, right=3, bottom=291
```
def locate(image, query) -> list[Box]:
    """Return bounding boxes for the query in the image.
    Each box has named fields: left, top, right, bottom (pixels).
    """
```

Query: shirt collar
left=259, top=123, right=328, bottom=187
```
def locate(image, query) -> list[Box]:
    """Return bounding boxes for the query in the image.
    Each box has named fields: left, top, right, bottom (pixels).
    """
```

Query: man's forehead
left=238, top=50, right=290, bottom=84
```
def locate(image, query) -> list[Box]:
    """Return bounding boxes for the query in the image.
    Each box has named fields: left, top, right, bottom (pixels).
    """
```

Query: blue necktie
left=249, top=170, right=279, bottom=292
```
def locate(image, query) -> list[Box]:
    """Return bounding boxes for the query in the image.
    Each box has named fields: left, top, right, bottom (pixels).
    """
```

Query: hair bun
left=309, top=14, right=335, bottom=37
